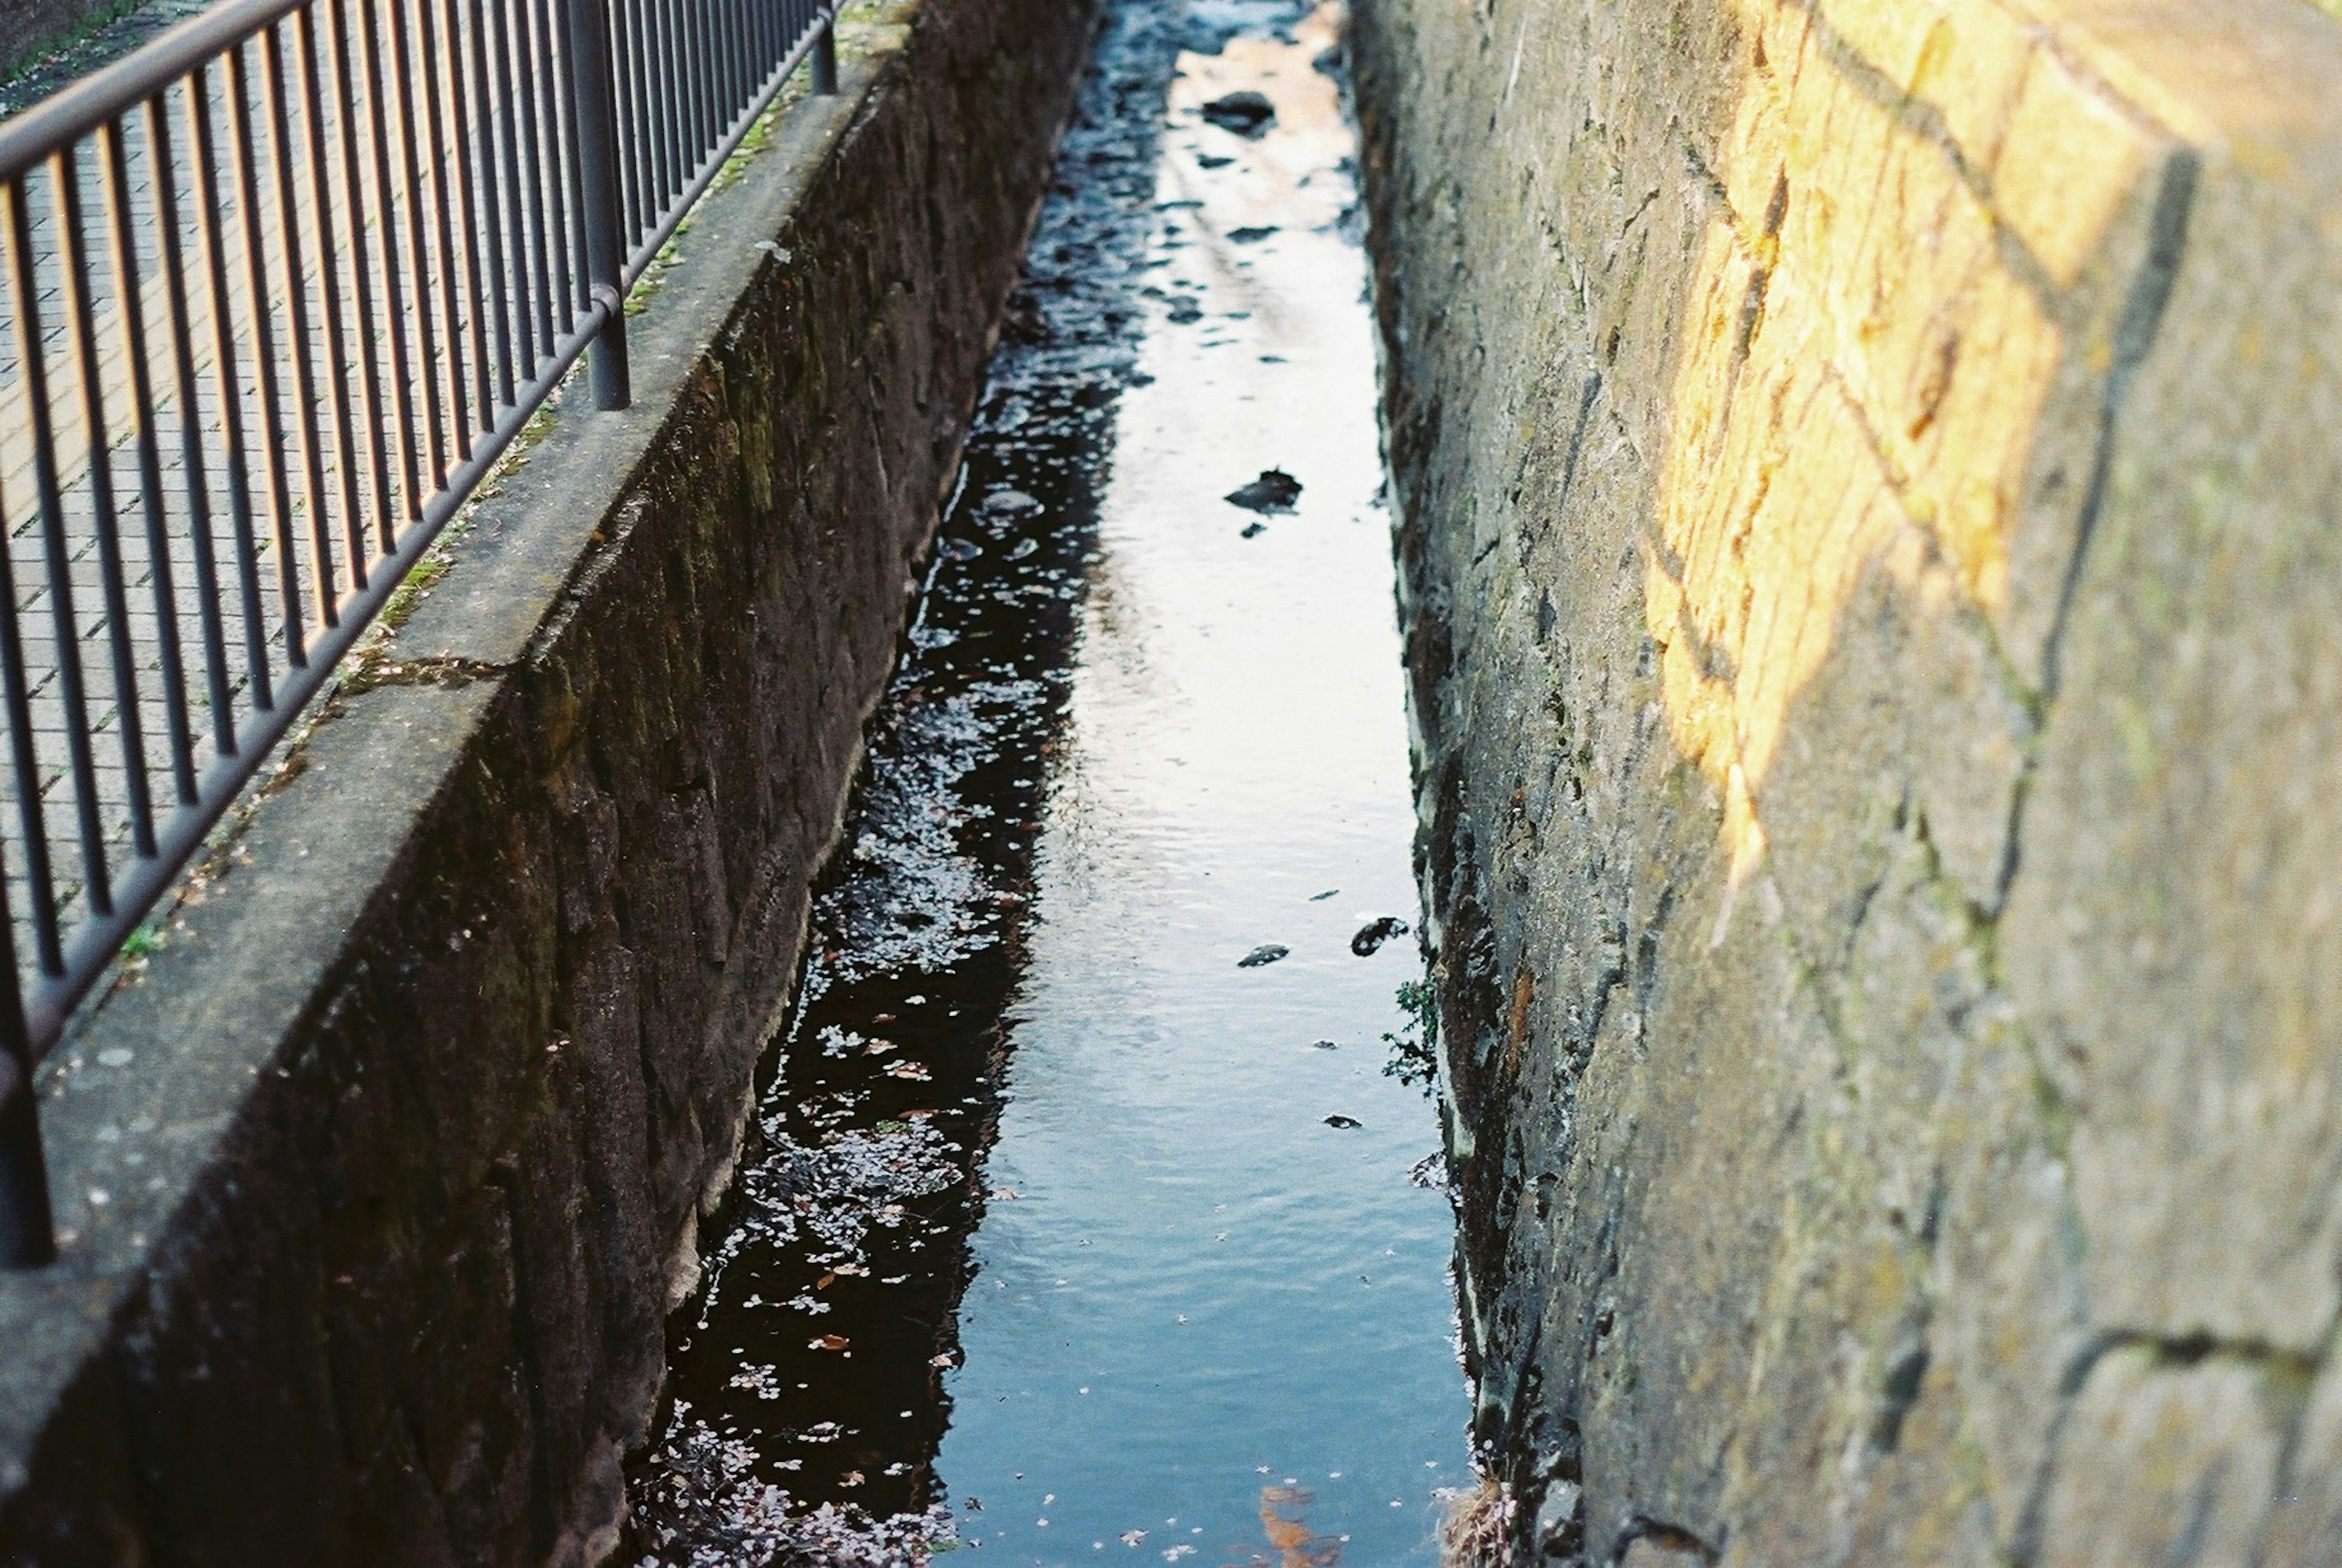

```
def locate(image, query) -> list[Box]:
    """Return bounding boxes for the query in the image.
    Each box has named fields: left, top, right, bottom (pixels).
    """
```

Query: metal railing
left=0, top=0, right=842, bottom=1264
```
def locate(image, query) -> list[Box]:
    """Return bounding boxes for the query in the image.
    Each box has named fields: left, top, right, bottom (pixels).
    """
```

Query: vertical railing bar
left=260, top=22, right=340, bottom=637
left=485, top=0, right=537, bottom=385
left=147, top=90, right=237, bottom=762
left=292, top=6, right=367, bottom=601
left=717, top=0, right=741, bottom=143
left=813, top=2, right=839, bottom=95
left=690, top=0, right=718, bottom=173
left=15, top=156, right=117, bottom=914
left=509, top=0, right=556, bottom=357
left=0, top=342, right=52, bottom=1261
left=411, top=0, right=474, bottom=464
left=670, top=0, right=698, bottom=163
left=754, top=2, right=775, bottom=109
left=717, top=0, right=745, bottom=140
left=718, top=0, right=744, bottom=125
left=607, top=0, right=643, bottom=243
left=731, top=0, right=754, bottom=128
left=355, top=0, right=423, bottom=549
left=323, top=0, right=393, bottom=575
left=625, top=0, right=657, bottom=235
left=384, top=0, right=451, bottom=490
left=0, top=182, right=69, bottom=972
left=742, top=0, right=763, bottom=110
left=682, top=0, right=712, bottom=176
left=0, top=850, right=56, bottom=1267
left=228, top=40, right=310, bottom=671
left=465, top=0, right=517, bottom=409
left=437, top=0, right=493, bottom=434
left=535, top=0, right=578, bottom=330
left=100, top=116, right=201, bottom=809
left=661, top=0, right=689, bottom=209
left=707, top=0, right=731, bottom=135
left=563, top=0, right=627, bottom=409
left=56, top=143, right=160, bottom=865
left=550, top=0, right=589, bottom=324
left=652, top=0, right=682, bottom=210
left=185, top=62, right=276, bottom=714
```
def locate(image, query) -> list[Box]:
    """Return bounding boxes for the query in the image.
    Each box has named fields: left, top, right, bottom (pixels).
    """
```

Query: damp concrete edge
left=0, top=0, right=1094, bottom=1560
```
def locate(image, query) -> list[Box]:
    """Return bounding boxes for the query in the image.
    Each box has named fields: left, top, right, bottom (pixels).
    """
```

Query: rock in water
left=1323, top=1115, right=1363, bottom=1129
left=983, top=489, right=1043, bottom=519
left=1350, top=915, right=1411, bottom=956
left=1225, top=468, right=1303, bottom=514
left=1201, top=90, right=1276, bottom=138
left=1237, top=943, right=1291, bottom=968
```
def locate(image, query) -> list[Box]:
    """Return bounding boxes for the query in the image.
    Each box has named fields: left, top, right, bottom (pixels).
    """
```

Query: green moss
left=118, top=918, right=165, bottom=961
left=381, top=554, right=452, bottom=630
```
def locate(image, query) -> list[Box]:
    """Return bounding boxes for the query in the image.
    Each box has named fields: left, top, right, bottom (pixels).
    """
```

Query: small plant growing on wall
left=1383, top=975, right=1440, bottom=1094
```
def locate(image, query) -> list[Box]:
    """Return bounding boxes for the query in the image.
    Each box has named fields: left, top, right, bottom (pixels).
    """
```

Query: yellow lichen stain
left=1639, top=0, right=2146, bottom=896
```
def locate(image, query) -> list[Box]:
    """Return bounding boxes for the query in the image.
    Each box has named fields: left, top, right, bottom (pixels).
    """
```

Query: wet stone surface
left=629, top=2, right=1468, bottom=1563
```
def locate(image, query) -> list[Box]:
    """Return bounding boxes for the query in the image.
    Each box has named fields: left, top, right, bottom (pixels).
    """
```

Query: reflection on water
left=934, top=5, right=1469, bottom=1564
left=630, top=2, right=1467, bottom=1563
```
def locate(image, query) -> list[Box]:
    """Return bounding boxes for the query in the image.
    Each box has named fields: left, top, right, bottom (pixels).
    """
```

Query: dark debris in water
left=1225, top=468, right=1304, bottom=514
left=1239, top=944, right=1292, bottom=968
left=1350, top=916, right=1411, bottom=957
left=1201, top=89, right=1278, bottom=137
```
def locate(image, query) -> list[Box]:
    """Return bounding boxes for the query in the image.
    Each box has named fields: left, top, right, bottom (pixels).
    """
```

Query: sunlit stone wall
left=1352, top=0, right=2342, bottom=1561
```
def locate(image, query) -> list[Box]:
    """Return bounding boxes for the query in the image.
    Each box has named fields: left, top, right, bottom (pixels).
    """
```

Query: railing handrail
left=0, top=0, right=842, bottom=1264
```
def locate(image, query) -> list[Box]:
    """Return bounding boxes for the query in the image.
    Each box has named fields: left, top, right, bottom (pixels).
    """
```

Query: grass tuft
left=1436, top=1478, right=1513, bottom=1568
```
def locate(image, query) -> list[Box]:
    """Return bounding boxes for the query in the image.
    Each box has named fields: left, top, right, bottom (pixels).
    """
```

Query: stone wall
left=0, top=0, right=1089, bottom=1561
left=1352, top=0, right=2342, bottom=1562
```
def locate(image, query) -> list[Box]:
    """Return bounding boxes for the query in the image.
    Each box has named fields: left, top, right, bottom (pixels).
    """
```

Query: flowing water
left=632, top=4, right=1469, bottom=1563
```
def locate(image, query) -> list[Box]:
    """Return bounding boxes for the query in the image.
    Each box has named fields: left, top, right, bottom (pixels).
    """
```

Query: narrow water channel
left=631, top=4, right=1468, bottom=1562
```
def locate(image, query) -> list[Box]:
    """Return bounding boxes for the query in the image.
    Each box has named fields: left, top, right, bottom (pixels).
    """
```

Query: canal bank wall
left=0, top=0, right=1090, bottom=1562
left=1353, top=0, right=2342, bottom=1563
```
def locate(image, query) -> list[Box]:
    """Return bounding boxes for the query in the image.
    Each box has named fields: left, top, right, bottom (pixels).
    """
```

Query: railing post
left=0, top=866, right=54, bottom=1267
left=565, top=0, right=630, bottom=410
left=812, top=6, right=838, bottom=95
